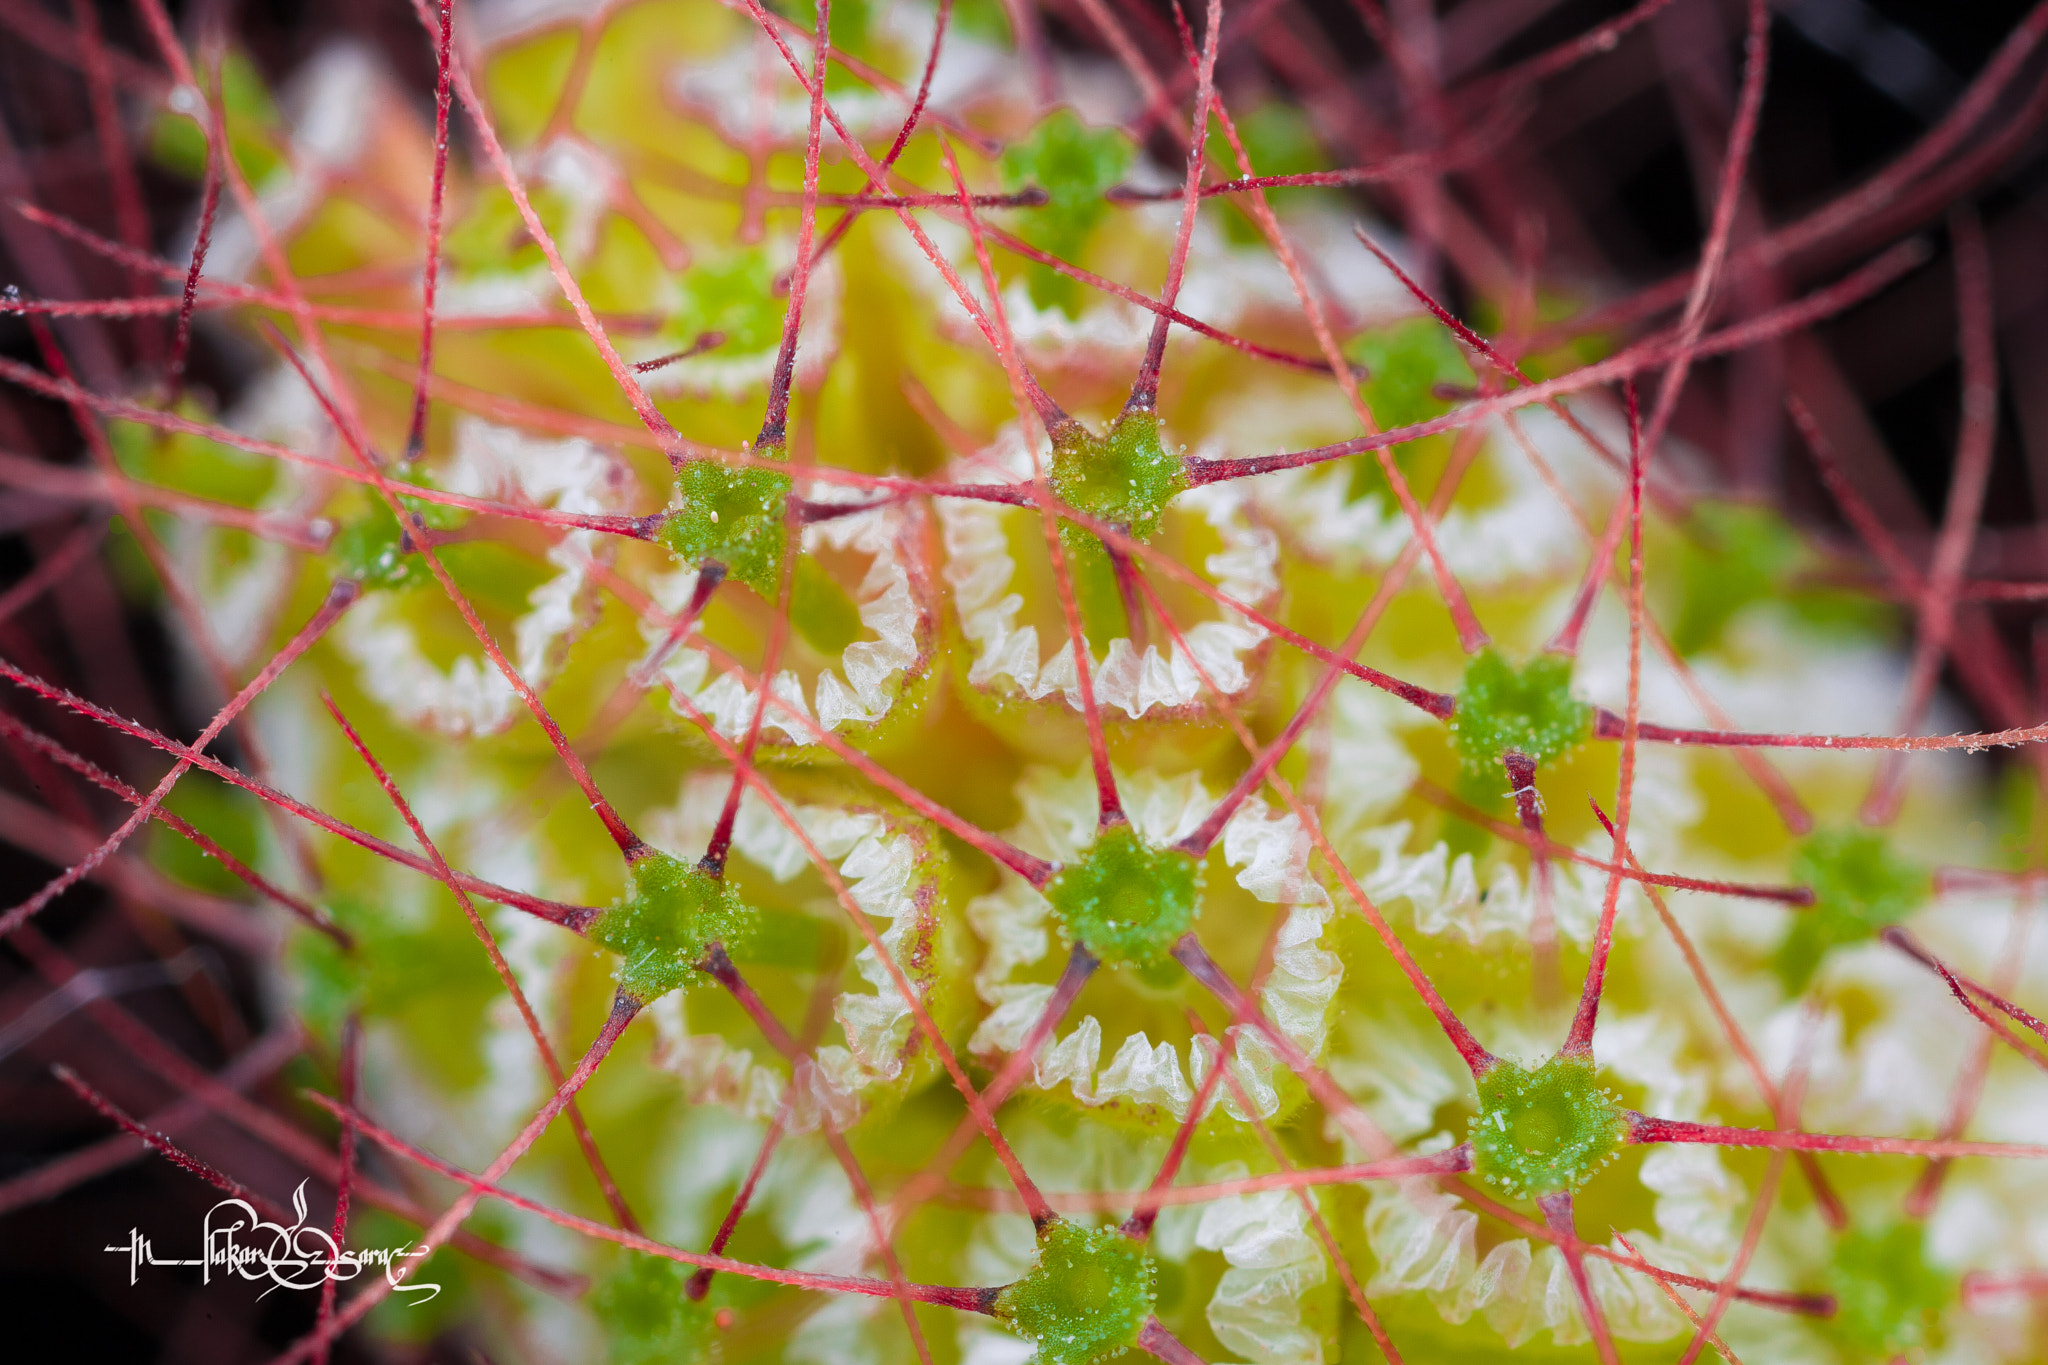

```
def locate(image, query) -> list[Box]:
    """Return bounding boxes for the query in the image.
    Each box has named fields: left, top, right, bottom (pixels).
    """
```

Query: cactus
left=8, top=2, right=2048, bottom=1364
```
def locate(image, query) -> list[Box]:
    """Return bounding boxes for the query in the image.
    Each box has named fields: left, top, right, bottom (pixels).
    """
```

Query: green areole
left=995, top=1219, right=1158, bottom=1365
left=1042, top=823, right=1203, bottom=969
left=1469, top=1055, right=1629, bottom=1199
left=588, top=852, right=757, bottom=1002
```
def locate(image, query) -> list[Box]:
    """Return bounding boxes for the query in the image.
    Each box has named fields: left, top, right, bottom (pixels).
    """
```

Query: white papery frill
left=670, top=5, right=1021, bottom=146
left=642, top=495, right=934, bottom=743
left=894, top=193, right=1414, bottom=374
left=936, top=430, right=1279, bottom=719
left=966, top=766, right=1340, bottom=1125
left=1360, top=1161, right=1729, bottom=1349
left=1246, top=403, right=1613, bottom=589
left=335, top=417, right=632, bottom=736
left=1337, top=1003, right=1744, bottom=1351
left=1196, top=1180, right=1332, bottom=1364
left=199, top=45, right=382, bottom=283
left=174, top=365, right=329, bottom=673
left=643, top=774, right=945, bottom=1131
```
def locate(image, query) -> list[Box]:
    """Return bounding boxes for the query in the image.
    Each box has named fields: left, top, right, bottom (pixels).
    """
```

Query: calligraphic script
left=104, top=1180, right=440, bottom=1302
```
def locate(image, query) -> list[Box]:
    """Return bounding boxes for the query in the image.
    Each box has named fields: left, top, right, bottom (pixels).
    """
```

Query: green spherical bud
left=999, top=110, right=1135, bottom=313
left=667, top=246, right=783, bottom=360
left=330, top=508, right=426, bottom=590
left=329, top=496, right=461, bottom=590
left=1469, top=1054, right=1627, bottom=1198
left=1043, top=823, right=1201, bottom=970
left=588, top=852, right=755, bottom=1002
left=1449, top=649, right=1592, bottom=775
left=1828, top=1222, right=1954, bottom=1356
left=659, top=456, right=792, bottom=597
left=590, top=1255, right=717, bottom=1365
left=995, top=1219, right=1156, bottom=1365
left=1774, top=827, right=1930, bottom=993
left=1050, top=409, right=1184, bottom=546
left=1348, top=314, right=1473, bottom=433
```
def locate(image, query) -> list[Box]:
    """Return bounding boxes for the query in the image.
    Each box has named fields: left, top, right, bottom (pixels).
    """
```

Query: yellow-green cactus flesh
left=146, top=7, right=2034, bottom=1361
